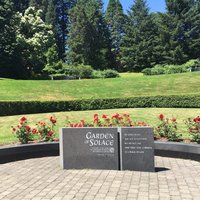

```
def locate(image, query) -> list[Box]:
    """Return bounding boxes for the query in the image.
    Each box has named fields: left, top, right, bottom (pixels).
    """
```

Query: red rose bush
left=12, top=116, right=57, bottom=144
left=155, top=114, right=181, bottom=141
left=12, top=117, right=37, bottom=144
left=185, top=116, right=200, bottom=143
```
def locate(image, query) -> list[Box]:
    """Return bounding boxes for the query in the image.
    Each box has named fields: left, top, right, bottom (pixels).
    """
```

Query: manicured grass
left=0, top=72, right=199, bottom=101
left=0, top=108, right=199, bottom=145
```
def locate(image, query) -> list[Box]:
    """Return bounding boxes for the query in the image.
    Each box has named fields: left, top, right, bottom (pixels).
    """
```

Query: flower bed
left=10, top=113, right=200, bottom=145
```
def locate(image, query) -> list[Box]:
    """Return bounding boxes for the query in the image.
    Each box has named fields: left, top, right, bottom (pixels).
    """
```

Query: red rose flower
left=20, top=117, right=27, bottom=121
left=159, top=114, right=164, bottom=120
left=32, top=128, right=38, bottom=134
left=94, top=118, right=99, bottom=122
left=118, top=116, right=123, bottom=120
left=26, top=126, right=31, bottom=132
left=102, top=114, right=107, bottom=119
left=50, top=116, right=57, bottom=124
left=47, top=132, right=54, bottom=136
left=106, top=118, right=110, bottom=122
left=172, top=118, right=176, bottom=123
left=94, top=114, right=98, bottom=118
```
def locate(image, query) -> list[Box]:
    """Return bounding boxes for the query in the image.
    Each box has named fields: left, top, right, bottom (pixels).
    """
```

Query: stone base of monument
left=60, top=127, right=155, bottom=172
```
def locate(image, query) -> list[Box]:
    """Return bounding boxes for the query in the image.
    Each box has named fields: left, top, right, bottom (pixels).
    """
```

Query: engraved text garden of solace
left=85, top=132, right=114, bottom=147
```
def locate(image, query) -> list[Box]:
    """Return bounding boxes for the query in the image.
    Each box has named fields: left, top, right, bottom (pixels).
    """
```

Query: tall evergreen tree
left=105, top=0, right=126, bottom=71
left=67, top=0, right=115, bottom=69
left=157, top=0, right=200, bottom=64
left=45, top=0, right=57, bottom=26
left=121, top=0, right=157, bottom=71
left=0, top=0, right=21, bottom=78
left=56, top=0, right=77, bottom=61
left=13, top=0, right=29, bottom=13
left=29, top=0, right=38, bottom=7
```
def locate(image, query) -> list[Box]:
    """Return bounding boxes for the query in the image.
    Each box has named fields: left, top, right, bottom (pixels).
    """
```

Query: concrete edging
left=0, top=141, right=199, bottom=164
left=155, top=141, right=200, bottom=161
left=0, top=142, right=59, bottom=164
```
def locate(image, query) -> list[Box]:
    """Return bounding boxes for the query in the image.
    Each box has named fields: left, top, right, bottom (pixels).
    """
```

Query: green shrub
left=76, top=64, right=93, bottom=78
left=185, top=116, right=200, bottom=143
left=142, top=62, right=193, bottom=76
left=63, top=64, right=93, bottom=78
left=43, top=60, right=64, bottom=75
left=50, top=74, right=67, bottom=80
left=102, top=69, right=120, bottom=78
left=183, top=59, right=200, bottom=71
left=164, top=65, right=186, bottom=74
left=91, top=70, right=104, bottom=79
left=151, top=66, right=165, bottom=75
left=155, top=114, right=181, bottom=141
left=12, top=117, right=35, bottom=144
left=142, top=68, right=152, bottom=75
left=62, top=64, right=77, bottom=76
left=91, top=69, right=119, bottom=79
left=0, top=95, right=200, bottom=116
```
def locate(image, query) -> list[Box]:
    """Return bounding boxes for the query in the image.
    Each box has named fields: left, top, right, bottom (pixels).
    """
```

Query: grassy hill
left=0, top=72, right=200, bottom=101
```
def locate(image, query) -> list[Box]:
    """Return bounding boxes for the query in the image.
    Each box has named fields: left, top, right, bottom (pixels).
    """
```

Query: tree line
left=0, top=0, right=200, bottom=79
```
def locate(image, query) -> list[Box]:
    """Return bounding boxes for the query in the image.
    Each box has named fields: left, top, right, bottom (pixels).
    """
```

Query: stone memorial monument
left=60, top=127, right=155, bottom=172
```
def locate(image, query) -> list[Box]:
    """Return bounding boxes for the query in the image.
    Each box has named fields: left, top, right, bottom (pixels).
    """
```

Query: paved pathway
left=0, top=156, right=200, bottom=200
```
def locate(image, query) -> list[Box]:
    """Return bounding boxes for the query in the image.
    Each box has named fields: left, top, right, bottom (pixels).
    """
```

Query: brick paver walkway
left=0, top=156, right=200, bottom=200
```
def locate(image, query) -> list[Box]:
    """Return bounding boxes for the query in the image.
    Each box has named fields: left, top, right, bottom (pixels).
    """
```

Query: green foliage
left=91, top=70, right=104, bottom=79
left=91, top=69, right=120, bottom=79
left=156, top=0, right=200, bottom=65
left=105, top=0, right=126, bottom=71
left=55, top=0, right=77, bottom=60
left=142, top=60, right=199, bottom=76
left=121, top=0, right=157, bottom=71
left=155, top=114, right=181, bottom=141
left=102, top=69, right=120, bottom=78
left=62, top=64, right=94, bottom=78
left=0, top=0, right=21, bottom=78
left=16, top=7, right=55, bottom=77
left=1, top=95, right=200, bottom=116
left=183, top=59, right=200, bottom=70
left=141, top=68, right=152, bottom=75
left=36, top=117, right=56, bottom=142
left=67, top=0, right=115, bottom=70
left=12, top=117, right=34, bottom=144
left=150, top=65, right=165, bottom=75
left=57, top=64, right=119, bottom=79
left=43, top=45, right=60, bottom=75
left=75, top=64, right=94, bottom=79
left=185, top=116, right=200, bottom=143
left=164, top=65, right=187, bottom=74
left=2, top=0, right=200, bottom=78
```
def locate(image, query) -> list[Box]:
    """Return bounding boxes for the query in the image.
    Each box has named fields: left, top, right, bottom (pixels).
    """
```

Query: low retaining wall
left=0, top=142, right=59, bottom=164
left=155, top=141, right=200, bottom=161
left=0, top=141, right=199, bottom=164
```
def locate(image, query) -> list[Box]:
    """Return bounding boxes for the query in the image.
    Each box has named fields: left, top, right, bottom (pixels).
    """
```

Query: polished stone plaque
left=120, top=127, right=155, bottom=172
left=60, top=128, right=119, bottom=170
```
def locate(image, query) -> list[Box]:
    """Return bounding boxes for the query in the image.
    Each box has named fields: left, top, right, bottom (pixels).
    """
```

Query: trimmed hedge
left=0, top=95, right=200, bottom=116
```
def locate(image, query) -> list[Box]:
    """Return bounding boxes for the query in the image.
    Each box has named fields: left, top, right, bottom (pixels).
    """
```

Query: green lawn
left=0, top=108, right=199, bottom=145
left=0, top=72, right=199, bottom=101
